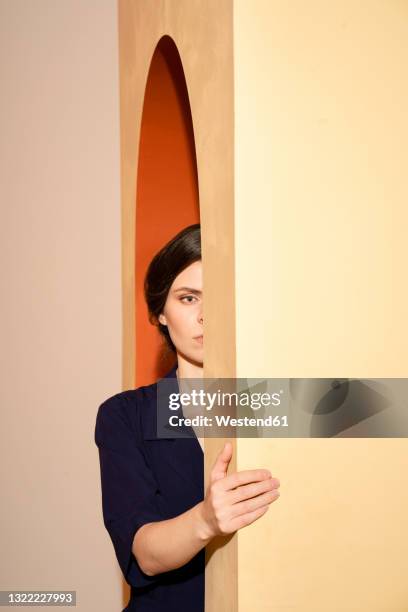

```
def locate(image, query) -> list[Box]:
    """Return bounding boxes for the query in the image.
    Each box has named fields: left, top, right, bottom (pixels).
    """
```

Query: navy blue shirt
left=94, top=363, right=205, bottom=611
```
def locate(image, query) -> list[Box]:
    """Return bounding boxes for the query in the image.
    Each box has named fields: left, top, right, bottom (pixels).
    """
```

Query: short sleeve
left=94, top=394, right=164, bottom=588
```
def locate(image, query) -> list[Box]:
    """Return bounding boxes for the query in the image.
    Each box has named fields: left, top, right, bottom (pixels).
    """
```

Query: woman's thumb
left=211, top=441, right=233, bottom=481
left=221, top=441, right=233, bottom=457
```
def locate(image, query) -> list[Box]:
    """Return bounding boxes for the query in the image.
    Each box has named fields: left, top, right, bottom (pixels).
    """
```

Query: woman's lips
left=194, top=336, right=203, bottom=344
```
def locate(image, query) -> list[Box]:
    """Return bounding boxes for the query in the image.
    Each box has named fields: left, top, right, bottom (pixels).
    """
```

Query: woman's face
left=158, top=260, right=203, bottom=364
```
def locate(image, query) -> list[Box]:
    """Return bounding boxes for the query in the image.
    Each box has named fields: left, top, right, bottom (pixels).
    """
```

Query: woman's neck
left=175, top=354, right=203, bottom=379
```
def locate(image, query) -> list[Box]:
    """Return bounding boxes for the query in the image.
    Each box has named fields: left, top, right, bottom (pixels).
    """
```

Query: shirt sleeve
left=94, top=394, right=165, bottom=588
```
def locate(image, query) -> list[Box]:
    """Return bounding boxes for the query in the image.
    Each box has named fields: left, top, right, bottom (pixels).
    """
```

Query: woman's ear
left=158, top=313, right=167, bottom=326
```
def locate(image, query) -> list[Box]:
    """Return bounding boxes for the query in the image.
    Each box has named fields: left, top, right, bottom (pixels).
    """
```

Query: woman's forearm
left=132, top=501, right=213, bottom=576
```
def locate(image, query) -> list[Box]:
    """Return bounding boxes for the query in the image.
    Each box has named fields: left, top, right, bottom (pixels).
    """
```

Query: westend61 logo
left=156, top=377, right=408, bottom=438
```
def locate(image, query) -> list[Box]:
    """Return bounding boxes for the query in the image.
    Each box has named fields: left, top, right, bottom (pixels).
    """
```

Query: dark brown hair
left=144, top=223, right=201, bottom=354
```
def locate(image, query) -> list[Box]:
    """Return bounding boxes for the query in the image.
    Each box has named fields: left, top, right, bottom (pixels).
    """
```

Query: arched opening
left=135, top=35, right=200, bottom=386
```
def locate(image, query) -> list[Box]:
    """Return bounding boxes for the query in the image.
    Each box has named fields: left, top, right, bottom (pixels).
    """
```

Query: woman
left=94, top=223, right=281, bottom=611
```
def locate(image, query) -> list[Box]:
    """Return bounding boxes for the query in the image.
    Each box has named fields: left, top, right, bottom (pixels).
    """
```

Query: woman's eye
left=180, top=295, right=197, bottom=304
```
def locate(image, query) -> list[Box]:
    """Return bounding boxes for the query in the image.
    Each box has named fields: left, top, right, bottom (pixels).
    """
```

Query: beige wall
left=235, top=1, right=408, bottom=610
left=235, top=0, right=408, bottom=379
left=0, top=1, right=123, bottom=609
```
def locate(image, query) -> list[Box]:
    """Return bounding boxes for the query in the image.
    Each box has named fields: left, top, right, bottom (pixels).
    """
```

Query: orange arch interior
left=135, top=36, right=200, bottom=387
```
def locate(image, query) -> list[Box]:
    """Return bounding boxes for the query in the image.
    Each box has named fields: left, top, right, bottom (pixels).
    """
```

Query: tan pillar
left=235, top=2, right=408, bottom=610
left=119, top=2, right=236, bottom=608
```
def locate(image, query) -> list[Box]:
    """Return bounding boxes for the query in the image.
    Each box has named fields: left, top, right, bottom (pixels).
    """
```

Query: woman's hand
left=198, top=441, right=280, bottom=539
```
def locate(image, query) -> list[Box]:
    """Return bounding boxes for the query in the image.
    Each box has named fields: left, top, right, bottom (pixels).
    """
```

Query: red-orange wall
left=135, top=36, right=200, bottom=386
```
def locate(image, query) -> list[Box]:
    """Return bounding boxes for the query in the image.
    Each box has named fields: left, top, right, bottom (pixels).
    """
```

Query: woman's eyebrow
left=173, top=287, right=202, bottom=295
